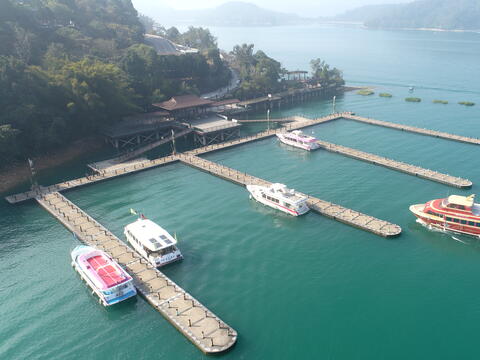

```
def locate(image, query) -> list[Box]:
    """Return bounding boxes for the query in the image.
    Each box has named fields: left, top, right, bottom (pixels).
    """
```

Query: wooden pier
left=6, top=155, right=180, bottom=204
left=314, top=140, right=472, bottom=188
left=343, top=114, right=480, bottom=145
left=36, top=191, right=237, bottom=354
left=178, top=154, right=402, bottom=238
left=6, top=112, right=473, bottom=204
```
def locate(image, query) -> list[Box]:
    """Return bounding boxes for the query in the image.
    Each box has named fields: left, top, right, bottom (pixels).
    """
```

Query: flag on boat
left=130, top=208, right=137, bottom=216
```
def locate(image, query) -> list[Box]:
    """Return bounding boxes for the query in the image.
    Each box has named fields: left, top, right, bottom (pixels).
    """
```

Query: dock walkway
left=89, top=128, right=191, bottom=171
left=178, top=154, right=402, bottom=238
left=6, top=113, right=473, bottom=204
left=36, top=191, right=237, bottom=354
left=344, top=114, right=480, bottom=145
left=314, top=140, right=472, bottom=188
left=6, top=155, right=180, bottom=204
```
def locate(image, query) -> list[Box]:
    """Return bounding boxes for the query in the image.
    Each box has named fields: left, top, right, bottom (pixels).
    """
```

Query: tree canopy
left=0, top=0, right=230, bottom=166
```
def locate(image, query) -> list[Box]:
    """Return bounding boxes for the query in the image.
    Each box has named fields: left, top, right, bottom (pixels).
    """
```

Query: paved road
left=201, top=68, right=240, bottom=100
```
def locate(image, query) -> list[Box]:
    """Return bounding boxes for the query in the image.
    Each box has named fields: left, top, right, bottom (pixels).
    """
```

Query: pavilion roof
left=153, top=95, right=214, bottom=111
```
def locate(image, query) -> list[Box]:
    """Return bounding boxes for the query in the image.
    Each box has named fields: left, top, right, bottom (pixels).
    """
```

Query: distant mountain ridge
left=146, top=1, right=306, bottom=27
left=336, top=0, right=480, bottom=31
left=333, top=4, right=401, bottom=23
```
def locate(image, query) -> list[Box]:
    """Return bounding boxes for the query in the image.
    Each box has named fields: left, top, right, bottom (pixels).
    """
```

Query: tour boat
left=124, top=217, right=183, bottom=267
left=276, top=130, right=320, bottom=151
left=71, top=245, right=137, bottom=306
left=409, top=194, right=480, bottom=238
left=247, top=183, right=310, bottom=216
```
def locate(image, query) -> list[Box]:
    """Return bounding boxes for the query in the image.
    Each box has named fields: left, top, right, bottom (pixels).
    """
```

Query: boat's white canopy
left=125, top=218, right=177, bottom=251
left=447, top=194, right=475, bottom=208
left=269, top=183, right=306, bottom=203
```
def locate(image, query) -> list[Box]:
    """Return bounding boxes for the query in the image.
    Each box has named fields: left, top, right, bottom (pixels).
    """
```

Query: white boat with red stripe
left=247, top=183, right=310, bottom=216
left=71, top=245, right=137, bottom=306
left=276, top=130, right=320, bottom=151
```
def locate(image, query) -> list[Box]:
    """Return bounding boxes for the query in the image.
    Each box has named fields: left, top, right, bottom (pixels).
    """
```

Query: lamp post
left=332, top=95, right=336, bottom=114
left=267, top=94, right=272, bottom=131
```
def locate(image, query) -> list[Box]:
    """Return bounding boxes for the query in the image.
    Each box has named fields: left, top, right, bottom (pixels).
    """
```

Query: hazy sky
left=131, top=0, right=412, bottom=17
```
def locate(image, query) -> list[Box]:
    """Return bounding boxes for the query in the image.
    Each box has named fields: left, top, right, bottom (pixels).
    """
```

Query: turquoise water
left=2, top=25, right=480, bottom=359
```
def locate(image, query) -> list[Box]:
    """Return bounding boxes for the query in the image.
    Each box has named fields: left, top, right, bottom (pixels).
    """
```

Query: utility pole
left=28, top=158, right=38, bottom=190
left=171, top=129, right=176, bottom=155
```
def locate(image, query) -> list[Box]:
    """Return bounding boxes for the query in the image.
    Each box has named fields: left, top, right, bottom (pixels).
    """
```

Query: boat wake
left=416, top=218, right=474, bottom=244
left=451, top=236, right=468, bottom=244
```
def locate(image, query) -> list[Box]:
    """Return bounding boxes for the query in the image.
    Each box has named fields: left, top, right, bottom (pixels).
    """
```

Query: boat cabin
left=265, top=183, right=307, bottom=207
left=442, top=194, right=476, bottom=212
left=125, top=219, right=178, bottom=258
left=285, top=130, right=315, bottom=143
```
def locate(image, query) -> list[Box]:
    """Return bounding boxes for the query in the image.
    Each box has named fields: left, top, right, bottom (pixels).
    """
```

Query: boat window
left=468, top=221, right=475, bottom=226
left=453, top=218, right=459, bottom=223
left=262, top=193, right=266, bottom=198
left=460, top=220, right=467, bottom=225
left=476, top=223, right=480, bottom=227
left=458, top=205, right=465, bottom=210
left=446, top=217, right=452, bottom=222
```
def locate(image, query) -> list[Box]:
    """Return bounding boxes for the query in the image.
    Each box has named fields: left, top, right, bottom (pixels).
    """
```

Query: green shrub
left=433, top=100, right=448, bottom=104
left=459, top=101, right=475, bottom=106
left=357, top=89, right=374, bottom=96
left=379, top=93, right=392, bottom=98
left=405, top=97, right=421, bottom=102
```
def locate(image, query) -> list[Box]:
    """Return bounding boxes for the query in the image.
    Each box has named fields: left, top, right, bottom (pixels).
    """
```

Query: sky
left=131, top=0, right=412, bottom=17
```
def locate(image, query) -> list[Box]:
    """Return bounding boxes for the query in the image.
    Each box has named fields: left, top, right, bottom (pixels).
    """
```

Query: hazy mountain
left=144, top=1, right=307, bottom=27
left=365, top=0, right=480, bottom=30
left=333, top=4, right=402, bottom=23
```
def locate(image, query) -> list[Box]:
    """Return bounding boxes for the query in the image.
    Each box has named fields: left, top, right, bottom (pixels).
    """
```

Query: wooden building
left=153, top=95, right=214, bottom=120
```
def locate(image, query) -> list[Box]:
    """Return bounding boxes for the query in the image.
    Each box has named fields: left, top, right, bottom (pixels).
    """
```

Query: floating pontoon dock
left=7, top=111, right=478, bottom=352
left=36, top=191, right=237, bottom=354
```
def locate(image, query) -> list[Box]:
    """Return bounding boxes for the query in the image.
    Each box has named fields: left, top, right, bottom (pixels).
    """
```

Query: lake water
left=1, top=24, right=480, bottom=359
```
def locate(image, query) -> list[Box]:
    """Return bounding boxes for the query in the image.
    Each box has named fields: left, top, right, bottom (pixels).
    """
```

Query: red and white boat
left=410, top=194, right=480, bottom=238
left=71, top=245, right=137, bottom=306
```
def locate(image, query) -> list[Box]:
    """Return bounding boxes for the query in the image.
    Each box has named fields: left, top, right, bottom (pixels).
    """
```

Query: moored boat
left=409, top=194, right=480, bottom=238
left=247, top=183, right=310, bottom=216
left=124, top=217, right=183, bottom=267
left=276, top=130, right=320, bottom=151
left=71, top=245, right=137, bottom=306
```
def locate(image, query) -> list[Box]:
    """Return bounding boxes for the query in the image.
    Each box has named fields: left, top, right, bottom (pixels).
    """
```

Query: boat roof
left=125, top=218, right=177, bottom=251
left=285, top=130, right=316, bottom=141
left=78, top=250, right=130, bottom=290
left=447, top=194, right=475, bottom=207
left=269, top=183, right=307, bottom=203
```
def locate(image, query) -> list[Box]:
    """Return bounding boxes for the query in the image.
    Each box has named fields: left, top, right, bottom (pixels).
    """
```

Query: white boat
left=276, top=130, right=320, bottom=151
left=71, top=245, right=137, bottom=306
left=246, top=183, right=310, bottom=216
left=124, top=217, right=183, bottom=267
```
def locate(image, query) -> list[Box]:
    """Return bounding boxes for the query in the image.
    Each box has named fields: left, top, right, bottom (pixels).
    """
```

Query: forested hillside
left=0, top=0, right=230, bottom=165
